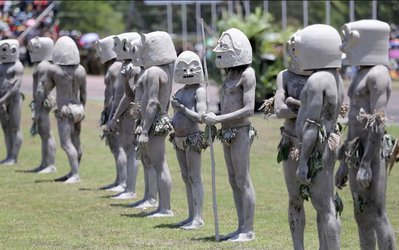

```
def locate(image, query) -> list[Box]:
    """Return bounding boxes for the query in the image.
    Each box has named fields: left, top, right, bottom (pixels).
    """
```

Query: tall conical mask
left=0, top=39, right=20, bottom=63
left=293, top=24, right=342, bottom=71
left=113, top=32, right=140, bottom=61
left=94, top=35, right=116, bottom=64
left=213, top=28, right=252, bottom=69
left=52, top=36, right=80, bottom=65
left=27, top=37, right=54, bottom=63
left=340, top=19, right=390, bottom=66
left=174, top=51, right=204, bottom=85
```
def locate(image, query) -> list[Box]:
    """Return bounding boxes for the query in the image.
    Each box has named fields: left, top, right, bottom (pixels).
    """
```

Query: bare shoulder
left=241, top=66, right=256, bottom=87
left=196, top=86, right=206, bottom=97
left=75, top=65, right=87, bottom=79
left=367, top=65, right=390, bottom=84
left=13, top=60, right=24, bottom=73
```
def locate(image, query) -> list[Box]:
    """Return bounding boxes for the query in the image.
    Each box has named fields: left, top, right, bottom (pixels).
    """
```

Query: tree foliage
left=58, top=1, right=124, bottom=37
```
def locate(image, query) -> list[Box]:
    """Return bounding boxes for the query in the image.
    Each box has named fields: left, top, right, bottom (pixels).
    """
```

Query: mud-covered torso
left=347, top=66, right=390, bottom=138
left=220, top=67, right=252, bottom=128
left=283, top=70, right=308, bottom=133
left=172, top=85, right=201, bottom=136
left=0, top=61, right=22, bottom=98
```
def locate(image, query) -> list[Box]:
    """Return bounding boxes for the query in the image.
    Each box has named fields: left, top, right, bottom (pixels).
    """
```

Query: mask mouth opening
left=183, top=74, right=194, bottom=79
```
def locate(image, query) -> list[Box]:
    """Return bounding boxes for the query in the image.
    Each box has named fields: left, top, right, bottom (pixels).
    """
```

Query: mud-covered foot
left=0, top=158, right=16, bottom=165
left=37, top=165, right=56, bottom=174
left=105, top=184, right=126, bottom=193
left=220, top=230, right=241, bottom=241
left=129, top=198, right=158, bottom=209
left=180, top=219, right=204, bottom=230
left=24, top=165, right=44, bottom=173
left=54, top=174, right=71, bottom=182
left=172, top=218, right=192, bottom=227
left=111, top=191, right=136, bottom=200
left=228, top=232, right=255, bottom=242
left=296, top=166, right=311, bottom=185
left=64, top=175, right=81, bottom=184
left=146, top=209, right=174, bottom=218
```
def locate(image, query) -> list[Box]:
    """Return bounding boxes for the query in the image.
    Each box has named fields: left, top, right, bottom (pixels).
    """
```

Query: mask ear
left=349, top=30, right=360, bottom=46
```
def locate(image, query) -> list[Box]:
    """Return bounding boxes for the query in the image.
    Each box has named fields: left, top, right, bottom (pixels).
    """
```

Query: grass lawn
left=0, top=95, right=398, bottom=249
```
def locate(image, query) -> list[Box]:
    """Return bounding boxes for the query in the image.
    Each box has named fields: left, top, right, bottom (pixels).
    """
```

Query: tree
left=57, top=1, right=124, bottom=37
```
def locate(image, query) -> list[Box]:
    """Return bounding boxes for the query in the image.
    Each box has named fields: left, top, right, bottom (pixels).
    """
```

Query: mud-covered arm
left=274, top=70, right=297, bottom=119
left=0, top=63, right=23, bottom=104
left=203, top=68, right=255, bottom=125
left=298, top=78, right=322, bottom=166
left=79, top=67, right=87, bottom=107
left=33, top=67, right=55, bottom=121
left=32, top=67, right=48, bottom=116
left=141, top=70, right=161, bottom=135
left=360, top=71, right=391, bottom=165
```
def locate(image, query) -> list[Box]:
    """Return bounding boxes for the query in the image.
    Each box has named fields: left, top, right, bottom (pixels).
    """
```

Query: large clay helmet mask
left=52, top=36, right=80, bottom=65
left=0, top=39, right=19, bottom=63
left=113, top=32, right=140, bottom=61
left=126, top=35, right=144, bottom=67
left=213, top=28, right=252, bottom=69
left=27, top=37, right=54, bottom=63
left=340, top=19, right=390, bottom=66
left=174, top=51, right=204, bottom=85
left=293, top=24, right=342, bottom=71
left=94, top=35, right=117, bottom=64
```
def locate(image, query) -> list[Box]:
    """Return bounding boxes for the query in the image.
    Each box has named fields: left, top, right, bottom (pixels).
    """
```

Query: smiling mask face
left=174, top=51, right=204, bottom=85
left=0, top=39, right=19, bottom=63
left=213, top=28, right=252, bottom=69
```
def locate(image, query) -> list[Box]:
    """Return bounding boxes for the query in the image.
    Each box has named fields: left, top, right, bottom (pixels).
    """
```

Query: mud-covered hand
left=201, top=112, right=219, bottom=126
left=357, top=161, right=372, bottom=189
left=335, top=162, right=349, bottom=189
left=107, top=118, right=118, bottom=133
left=138, top=131, right=149, bottom=144
left=171, top=96, right=184, bottom=111
left=285, top=97, right=301, bottom=112
left=296, top=160, right=311, bottom=185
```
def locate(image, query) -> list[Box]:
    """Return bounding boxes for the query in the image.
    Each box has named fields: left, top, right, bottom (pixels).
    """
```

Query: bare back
left=48, top=64, right=87, bottom=108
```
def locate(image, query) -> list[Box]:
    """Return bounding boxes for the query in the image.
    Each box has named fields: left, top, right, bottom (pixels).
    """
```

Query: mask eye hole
left=2, top=47, right=7, bottom=52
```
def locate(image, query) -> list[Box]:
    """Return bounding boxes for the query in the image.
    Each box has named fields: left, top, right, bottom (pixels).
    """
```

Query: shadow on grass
left=153, top=223, right=180, bottom=229
left=79, top=187, right=97, bottom=191
left=191, top=235, right=219, bottom=243
left=109, top=203, right=131, bottom=208
left=34, top=179, right=55, bottom=183
left=121, top=212, right=148, bottom=218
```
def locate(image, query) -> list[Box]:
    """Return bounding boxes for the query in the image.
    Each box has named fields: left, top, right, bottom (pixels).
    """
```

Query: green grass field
left=0, top=96, right=398, bottom=249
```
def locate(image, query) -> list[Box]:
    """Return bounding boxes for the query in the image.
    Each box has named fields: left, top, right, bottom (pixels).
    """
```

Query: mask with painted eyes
left=174, top=51, right=204, bottom=85
left=293, top=24, right=342, bottom=71
left=133, top=31, right=176, bottom=69
left=93, top=35, right=116, bottom=64
left=340, top=19, right=390, bottom=66
left=126, top=37, right=144, bottom=67
left=52, top=36, right=80, bottom=65
left=213, top=28, right=252, bottom=69
left=0, top=39, right=19, bottom=63
left=113, top=32, right=140, bottom=61
left=27, top=37, right=54, bottom=63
